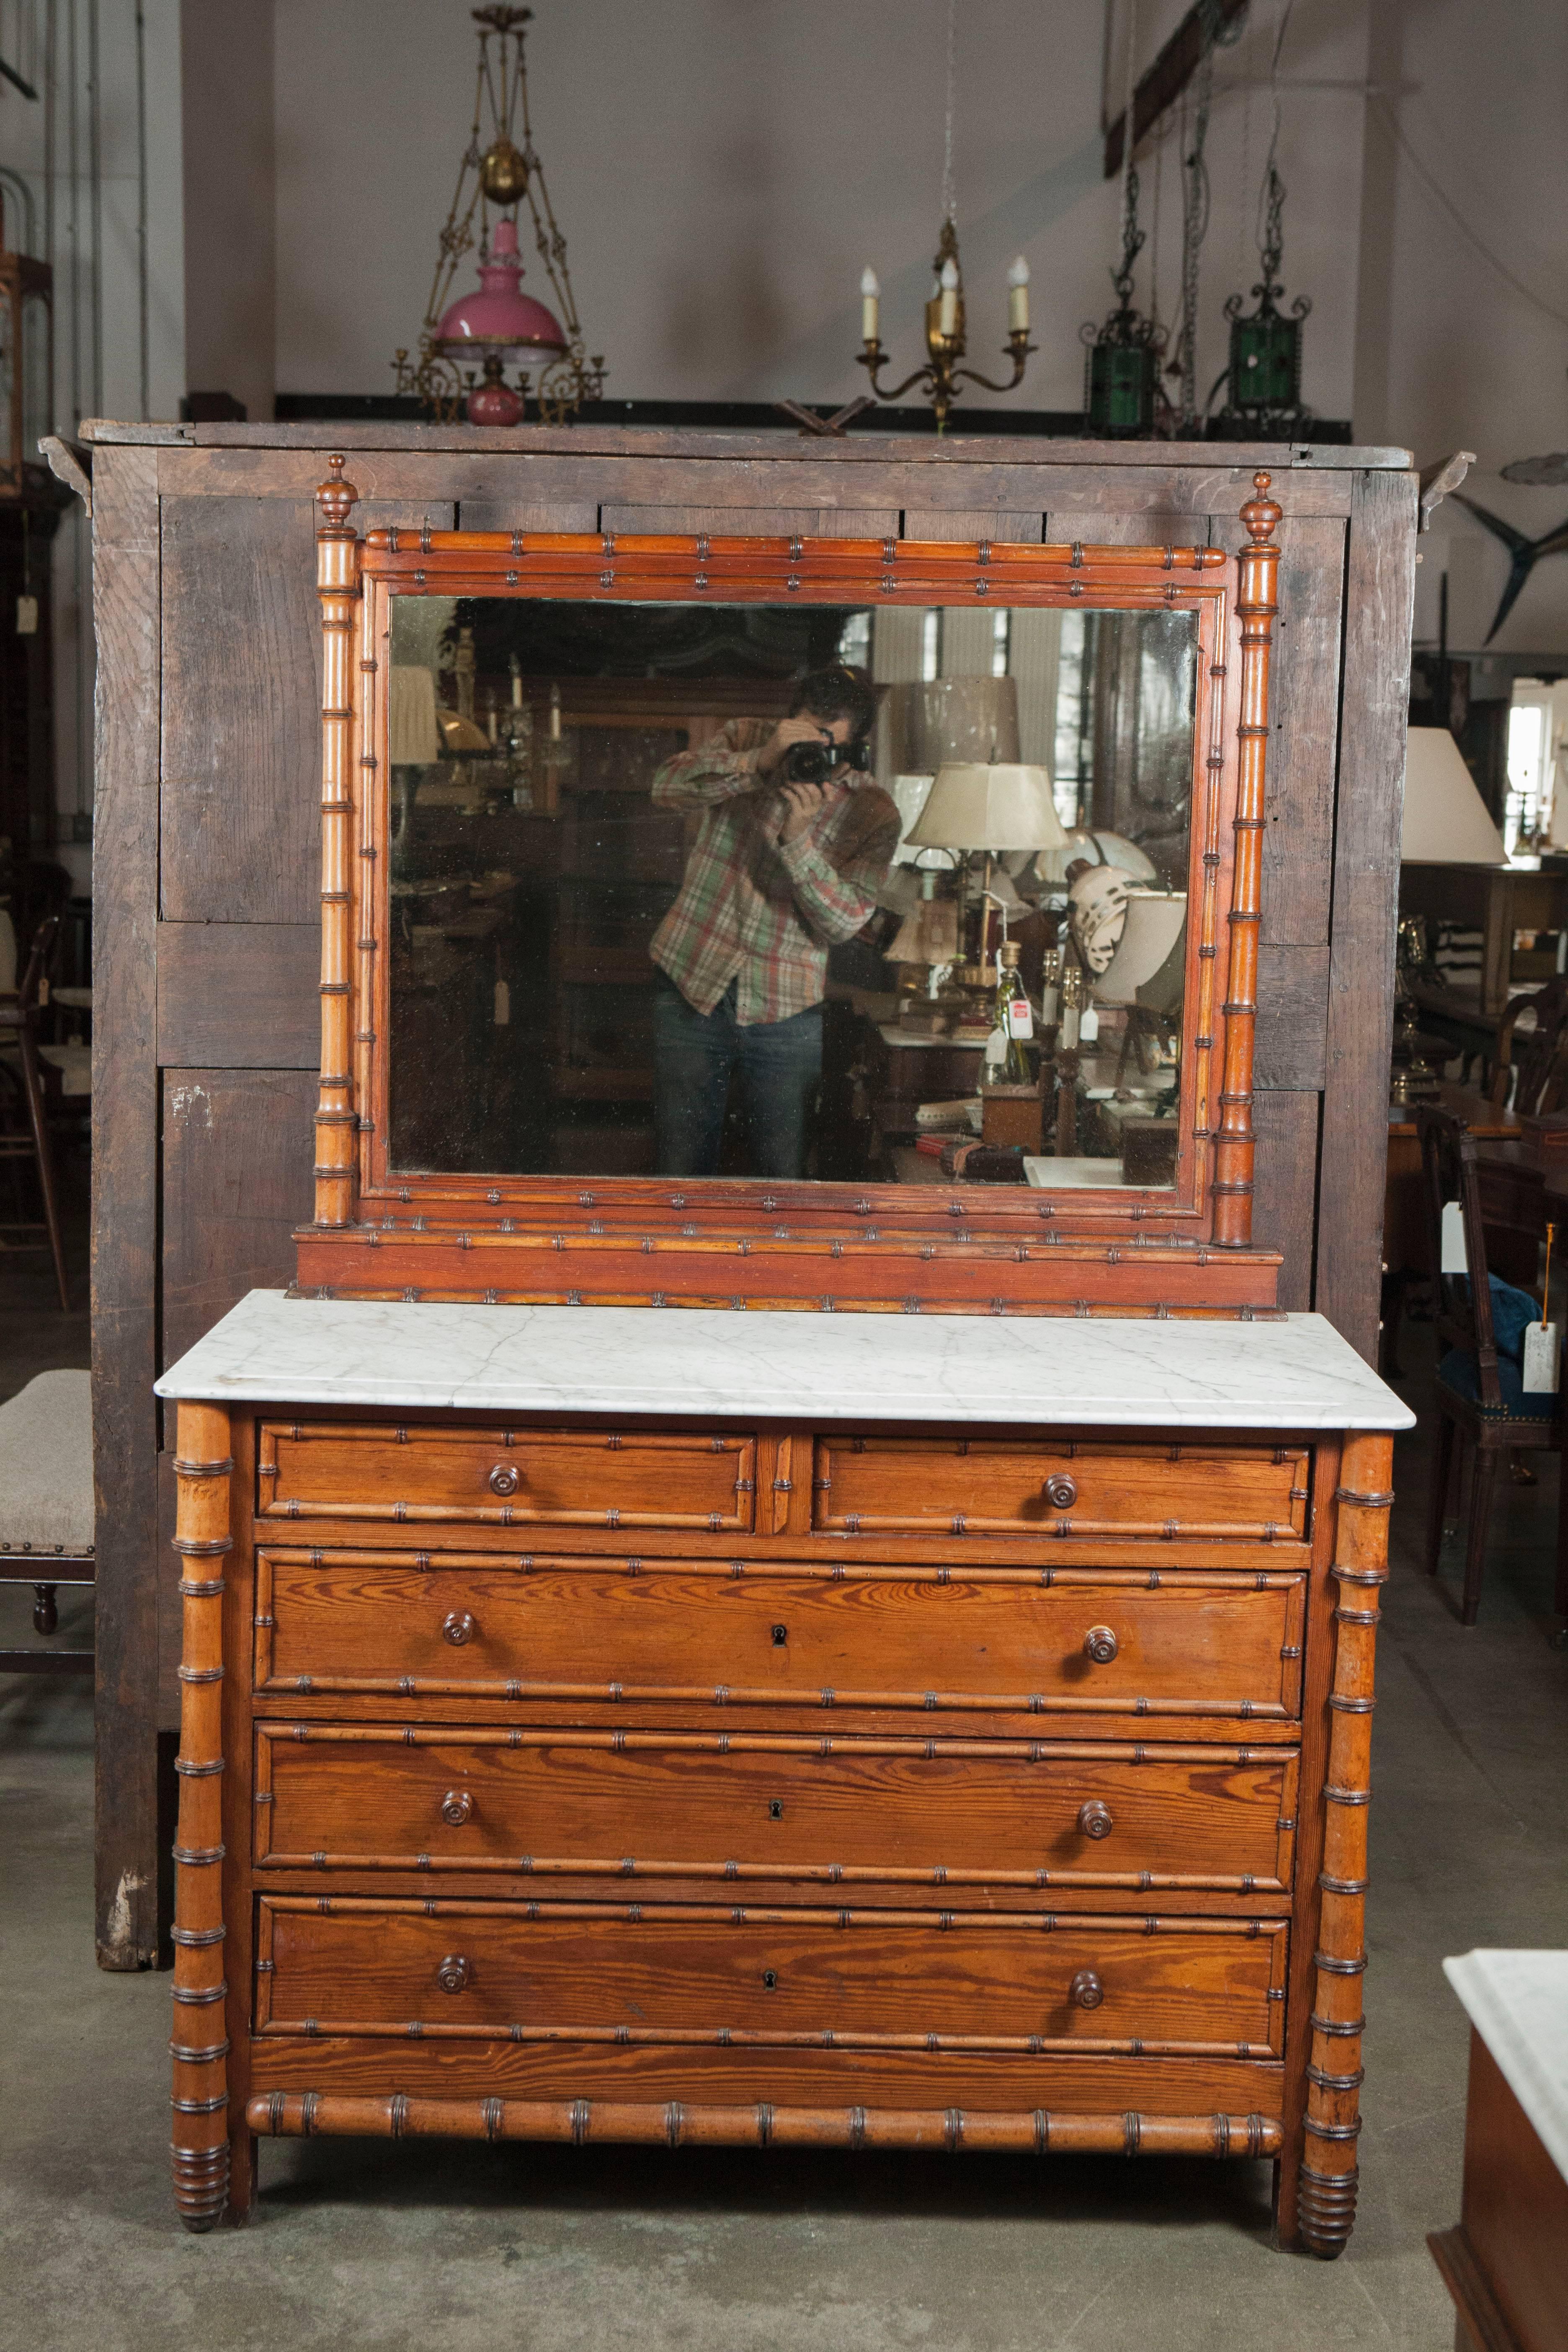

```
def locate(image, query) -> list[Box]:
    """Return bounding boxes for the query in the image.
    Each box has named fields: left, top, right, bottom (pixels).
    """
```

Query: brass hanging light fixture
left=393, top=5, right=605, bottom=428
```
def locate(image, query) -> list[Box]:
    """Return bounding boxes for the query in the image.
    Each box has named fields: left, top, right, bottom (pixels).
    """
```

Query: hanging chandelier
left=393, top=5, right=605, bottom=428
left=854, top=0, right=1034, bottom=433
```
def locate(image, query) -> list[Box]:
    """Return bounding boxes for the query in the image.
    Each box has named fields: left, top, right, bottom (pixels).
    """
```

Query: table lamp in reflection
left=906, top=762, right=1067, bottom=980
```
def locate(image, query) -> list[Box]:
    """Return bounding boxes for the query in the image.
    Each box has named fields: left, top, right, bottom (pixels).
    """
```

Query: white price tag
left=1007, top=999, right=1034, bottom=1039
left=1079, top=1006, right=1100, bottom=1043
left=1523, top=1321, right=1560, bottom=1393
left=983, top=1024, right=1008, bottom=1068
left=1440, top=1199, right=1468, bottom=1274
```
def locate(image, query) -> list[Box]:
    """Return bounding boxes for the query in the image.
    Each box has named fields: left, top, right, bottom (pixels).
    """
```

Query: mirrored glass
left=385, top=596, right=1197, bottom=1189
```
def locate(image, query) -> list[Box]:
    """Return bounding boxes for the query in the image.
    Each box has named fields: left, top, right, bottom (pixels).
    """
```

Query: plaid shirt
left=650, top=718, right=900, bottom=1025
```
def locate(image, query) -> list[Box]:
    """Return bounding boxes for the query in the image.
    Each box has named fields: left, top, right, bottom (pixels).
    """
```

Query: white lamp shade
left=389, top=665, right=443, bottom=765
left=907, top=762, right=1068, bottom=854
left=1032, top=826, right=1159, bottom=886
left=1094, top=890, right=1188, bottom=1006
left=1401, top=727, right=1507, bottom=864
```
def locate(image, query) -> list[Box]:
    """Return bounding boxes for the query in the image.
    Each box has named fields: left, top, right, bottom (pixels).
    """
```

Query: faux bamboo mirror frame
left=294, top=460, right=1284, bottom=1316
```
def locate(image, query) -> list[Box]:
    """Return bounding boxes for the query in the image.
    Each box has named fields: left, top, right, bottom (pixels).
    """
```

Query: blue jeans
left=653, top=973, right=822, bottom=1179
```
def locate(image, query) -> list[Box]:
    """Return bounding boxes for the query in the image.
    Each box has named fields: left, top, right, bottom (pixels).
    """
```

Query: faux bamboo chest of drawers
left=156, top=1294, right=1410, bottom=2256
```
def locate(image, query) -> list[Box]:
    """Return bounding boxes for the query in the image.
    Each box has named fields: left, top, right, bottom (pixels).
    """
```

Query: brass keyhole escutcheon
left=762, top=1968, right=778, bottom=1991
left=1077, top=1799, right=1113, bottom=1841
left=442, top=1611, right=477, bottom=1647
left=771, top=1623, right=788, bottom=1646
left=489, top=1462, right=520, bottom=1497
left=1083, top=1625, right=1118, bottom=1665
left=769, top=1799, right=783, bottom=1820
left=440, top=1789, right=473, bottom=1827
left=437, top=1953, right=472, bottom=1994
left=1044, top=1472, right=1078, bottom=1511
left=1069, top=1968, right=1104, bottom=2009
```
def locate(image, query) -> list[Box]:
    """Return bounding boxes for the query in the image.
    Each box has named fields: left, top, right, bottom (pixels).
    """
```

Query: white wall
left=271, top=0, right=1369, bottom=423
left=1362, top=0, right=1568, bottom=657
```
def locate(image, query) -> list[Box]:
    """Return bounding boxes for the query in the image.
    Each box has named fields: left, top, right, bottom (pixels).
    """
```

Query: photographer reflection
left=649, top=665, right=898, bottom=1179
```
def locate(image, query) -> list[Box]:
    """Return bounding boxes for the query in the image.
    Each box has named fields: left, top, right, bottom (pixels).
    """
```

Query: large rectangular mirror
left=383, top=594, right=1197, bottom=1195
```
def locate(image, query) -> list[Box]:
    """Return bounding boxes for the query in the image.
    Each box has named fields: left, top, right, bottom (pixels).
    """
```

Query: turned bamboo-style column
left=1298, top=1431, right=1393, bottom=2259
left=1212, top=470, right=1282, bottom=1248
left=170, top=1401, right=234, bottom=2231
left=313, top=454, right=361, bottom=1231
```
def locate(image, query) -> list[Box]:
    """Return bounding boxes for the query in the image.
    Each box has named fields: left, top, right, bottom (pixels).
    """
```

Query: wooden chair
left=1419, top=1106, right=1568, bottom=1625
left=1485, top=975, right=1568, bottom=1118
left=0, top=1369, right=93, bottom=1674
left=0, top=913, right=70, bottom=1311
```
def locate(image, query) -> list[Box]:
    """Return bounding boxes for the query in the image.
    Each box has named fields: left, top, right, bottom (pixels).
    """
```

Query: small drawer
left=256, top=1896, right=1288, bottom=2059
left=812, top=1436, right=1310, bottom=1542
left=255, top=1551, right=1308, bottom=1722
left=254, top=1725, right=1298, bottom=1894
left=256, top=1421, right=756, bottom=1533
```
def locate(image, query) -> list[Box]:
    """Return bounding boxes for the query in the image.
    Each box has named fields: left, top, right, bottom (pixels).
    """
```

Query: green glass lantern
left=1213, top=165, right=1311, bottom=439
left=1080, top=170, right=1169, bottom=441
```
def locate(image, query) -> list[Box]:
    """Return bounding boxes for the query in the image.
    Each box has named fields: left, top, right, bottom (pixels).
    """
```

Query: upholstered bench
left=0, top=1369, right=94, bottom=1673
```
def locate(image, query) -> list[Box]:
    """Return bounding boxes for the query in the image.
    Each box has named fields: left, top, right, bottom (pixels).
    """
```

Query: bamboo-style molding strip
left=255, top=1678, right=1291, bottom=1719
left=1297, top=1434, right=1392, bottom=2262
left=170, top=1403, right=233, bottom=2233
left=1212, top=471, right=1282, bottom=1249
left=260, top=1892, right=1284, bottom=1935
left=245, top=2092, right=1283, bottom=2159
left=313, top=454, right=362, bottom=1232
left=260, top=1725, right=1288, bottom=1760
left=257, top=1548, right=1310, bottom=1589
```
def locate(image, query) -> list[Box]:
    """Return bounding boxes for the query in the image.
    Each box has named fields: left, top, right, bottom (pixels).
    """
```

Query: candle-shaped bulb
left=1007, top=253, right=1030, bottom=334
left=548, top=681, right=562, bottom=740
left=938, top=255, right=959, bottom=339
left=509, top=651, right=523, bottom=707
left=860, top=266, right=880, bottom=345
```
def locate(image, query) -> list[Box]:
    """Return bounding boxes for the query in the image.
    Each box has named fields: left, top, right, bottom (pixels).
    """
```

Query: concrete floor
left=3, top=1216, right=1565, bottom=2349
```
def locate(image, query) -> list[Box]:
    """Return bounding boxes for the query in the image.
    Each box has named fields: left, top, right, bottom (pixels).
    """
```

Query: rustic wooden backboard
left=85, top=420, right=1417, bottom=1965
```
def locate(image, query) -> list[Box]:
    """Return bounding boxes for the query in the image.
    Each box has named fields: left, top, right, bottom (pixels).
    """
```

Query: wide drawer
left=256, top=1896, right=1288, bottom=2058
left=255, top=1552, right=1308, bottom=1721
left=253, top=1726, right=1299, bottom=1894
left=257, top=1421, right=757, bottom=1533
left=812, top=1437, right=1310, bottom=1541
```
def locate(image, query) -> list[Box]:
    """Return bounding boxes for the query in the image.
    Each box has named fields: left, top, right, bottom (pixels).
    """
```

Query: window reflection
left=385, top=598, right=1196, bottom=1191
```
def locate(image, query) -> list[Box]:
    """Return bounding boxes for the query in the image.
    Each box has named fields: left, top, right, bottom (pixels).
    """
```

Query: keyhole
left=769, top=1799, right=783, bottom=1820
left=771, top=1623, right=788, bottom=1646
left=762, top=1969, right=778, bottom=1991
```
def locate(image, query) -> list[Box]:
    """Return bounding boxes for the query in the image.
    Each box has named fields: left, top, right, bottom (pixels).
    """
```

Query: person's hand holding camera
left=755, top=716, right=833, bottom=780
left=771, top=779, right=834, bottom=843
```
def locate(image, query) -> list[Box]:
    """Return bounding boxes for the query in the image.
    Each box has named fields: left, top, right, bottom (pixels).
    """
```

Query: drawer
left=256, top=1552, right=1308, bottom=1721
left=256, top=1896, right=1288, bottom=2058
left=257, top=1421, right=756, bottom=1533
left=254, top=1726, right=1299, bottom=1894
left=812, top=1437, right=1310, bottom=1541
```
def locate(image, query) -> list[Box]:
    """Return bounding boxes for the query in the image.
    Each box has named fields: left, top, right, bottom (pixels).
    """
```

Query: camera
left=781, top=734, right=871, bottom=784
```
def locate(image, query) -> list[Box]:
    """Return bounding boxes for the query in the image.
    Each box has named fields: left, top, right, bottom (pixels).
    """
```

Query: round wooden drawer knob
left=436, top=1954, right=472, bottom=1994
left=1044, top=1473, right=1078, bottom=1510
left=488, top=1463, right=521, bottom=1497
left=439, top=1789, right=473, bottom=1826
left=1069, top=1968, right=1104, bottom=2010
left=1076, top=1799, right=1114, bottom=1840
left=441, top=1611, right=477, bottom=1647
left=1082, top=1625, right=1118, bottom=1664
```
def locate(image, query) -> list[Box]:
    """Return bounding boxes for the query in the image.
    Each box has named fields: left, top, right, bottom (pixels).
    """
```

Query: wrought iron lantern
left=1081, top=174, right=1168, bottom=440
left=1212, top=166, right=1312, bottom=440
left=0, top=195, right=52, bottom=497
left=393, top=5, right=604, bottom=428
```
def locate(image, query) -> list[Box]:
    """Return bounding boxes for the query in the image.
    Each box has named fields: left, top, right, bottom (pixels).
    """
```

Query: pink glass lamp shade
left=435, top=217, right=566, bottom=363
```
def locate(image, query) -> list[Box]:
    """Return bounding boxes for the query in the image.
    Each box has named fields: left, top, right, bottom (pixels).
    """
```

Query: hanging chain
left=1256, top=0, right=1294, bottom=292
left=1114, top=0, right=1144, bottom=307
left=941, top=0, right=957, bottom=226
left=1175, top=0, right=1248, bottom=426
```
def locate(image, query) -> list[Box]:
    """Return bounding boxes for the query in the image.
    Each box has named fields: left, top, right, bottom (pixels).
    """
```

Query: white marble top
left=1445, top=1950, right=1568, bottom=2184
left=155, top=1290, right=1413, bottom=1429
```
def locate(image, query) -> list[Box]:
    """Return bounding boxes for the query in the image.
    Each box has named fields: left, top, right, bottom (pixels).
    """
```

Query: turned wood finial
left=316, top=452, right=359, bottom=533
left=1241, top=469, right=1282, bottom=544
